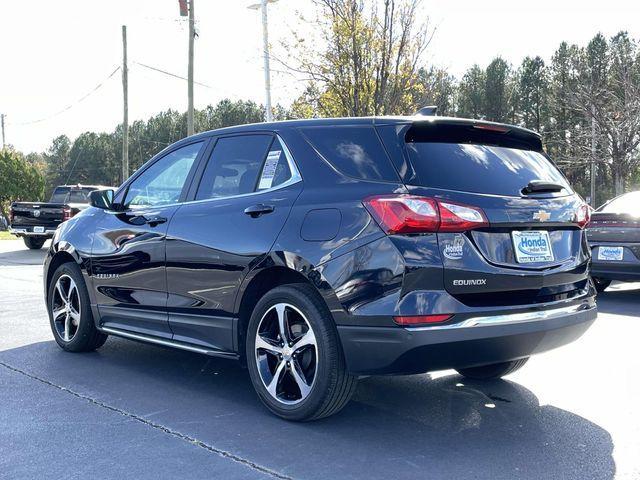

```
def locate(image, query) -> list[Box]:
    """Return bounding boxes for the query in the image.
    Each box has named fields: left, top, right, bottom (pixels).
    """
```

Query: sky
left=0, top=0, right=638, bottom=153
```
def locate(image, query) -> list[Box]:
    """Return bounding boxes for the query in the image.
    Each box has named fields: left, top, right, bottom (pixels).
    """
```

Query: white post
left=187, top=0, right=195, bottom=136
left=122, top=26, right=129, bottom=182
left=261, top=0, right=273, bottom=122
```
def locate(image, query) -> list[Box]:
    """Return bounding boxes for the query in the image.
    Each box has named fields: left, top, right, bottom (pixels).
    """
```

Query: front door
left=165, top=134, right=302, bottom=352
left=91, top=140, right=206, bottom=338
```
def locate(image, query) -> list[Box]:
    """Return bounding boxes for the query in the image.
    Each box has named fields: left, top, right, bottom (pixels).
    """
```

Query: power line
left=8, top=66, right=121, bottom=126
left=134, top=61, right=212, bottom=89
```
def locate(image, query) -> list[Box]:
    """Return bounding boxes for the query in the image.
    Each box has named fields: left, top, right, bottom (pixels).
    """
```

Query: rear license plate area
left=597, top=246, right=623, bottom=261
left=512, top=230, right=554, bottom=263
left=33, top=226, right=44, bottom=233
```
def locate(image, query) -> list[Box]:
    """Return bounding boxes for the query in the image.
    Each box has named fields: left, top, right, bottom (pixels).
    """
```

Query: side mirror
left=89, top=189, right=115, bottom=210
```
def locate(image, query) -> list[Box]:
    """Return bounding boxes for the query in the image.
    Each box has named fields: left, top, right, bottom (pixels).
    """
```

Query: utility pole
left=1, top=114, right=5, bottom=149
left=590, top=104, right=596, bottom=206
left=122, top=25, right=129, bottom=182
left=249, top=0, right=277, bottom=122
left=187, top=0, right=195, bottom=136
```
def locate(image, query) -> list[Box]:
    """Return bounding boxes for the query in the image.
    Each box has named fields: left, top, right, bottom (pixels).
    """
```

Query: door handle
left=143, top=215, right=167, bottom=227
left=244, top=204, right=274, bottom=218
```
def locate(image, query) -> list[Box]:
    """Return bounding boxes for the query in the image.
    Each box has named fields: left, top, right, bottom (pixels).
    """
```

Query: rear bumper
left=338, top=300, right=597, bottom=375
left=8, top=226, right=56, bottom=237
left=590, top=263, right=640, bottom=281
left=589, top=243, right=640, bottom=281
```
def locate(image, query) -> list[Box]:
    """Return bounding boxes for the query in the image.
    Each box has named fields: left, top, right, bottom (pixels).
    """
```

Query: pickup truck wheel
left=456, top=357, right=529, bottom=380
left=47, top=262, right=108, bottom=352
left=246, top=284, right=358, bottom=421
left=592, top=277, right=612, bottom=293
left=24, top=237, right=46, bottom=249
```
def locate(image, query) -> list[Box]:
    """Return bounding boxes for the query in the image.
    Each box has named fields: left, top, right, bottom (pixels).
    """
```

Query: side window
left=257, top=137, right=293, bottom=190
left=301, top=126, right=399, bottom=182
left=195, top=135, right=273, bottom=200
left=125, top=141, right=203, bottom=208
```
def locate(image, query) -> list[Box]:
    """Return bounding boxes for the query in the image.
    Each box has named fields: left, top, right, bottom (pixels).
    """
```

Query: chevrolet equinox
left=44, top=116, right=597, bottom=421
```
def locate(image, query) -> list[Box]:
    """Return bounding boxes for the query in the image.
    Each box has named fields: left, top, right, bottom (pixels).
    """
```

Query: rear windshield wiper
left=522, top=180, right=565, bottom=195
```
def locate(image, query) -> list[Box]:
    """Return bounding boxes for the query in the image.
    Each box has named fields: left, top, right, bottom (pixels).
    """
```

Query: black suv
left=44, top=117, right=597, bottom=421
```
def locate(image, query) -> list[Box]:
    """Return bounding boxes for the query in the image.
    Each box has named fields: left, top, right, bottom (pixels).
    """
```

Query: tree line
left=3, top=0, right=639, bottom=211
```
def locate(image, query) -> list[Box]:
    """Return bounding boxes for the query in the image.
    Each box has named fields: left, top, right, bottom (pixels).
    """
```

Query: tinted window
left=599, top=191, right=640, bottom=215
left=196, top=135, right=272, bottom=200
left=125, top=142, right=203, bottom=207
left=50, top=187, right=70, bottom=203
left=301, top=126, right=399, bottom=182
left=405, top=142, right=571, bottom=196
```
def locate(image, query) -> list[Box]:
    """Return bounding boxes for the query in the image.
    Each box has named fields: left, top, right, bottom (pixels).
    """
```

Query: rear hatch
left=587, top=192, right=640, bottom=264
left=376, top=119, right=590, bottom=307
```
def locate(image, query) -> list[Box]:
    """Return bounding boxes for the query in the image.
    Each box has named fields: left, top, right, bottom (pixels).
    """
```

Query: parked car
left=9, top=184, right=110, bottom=249
left=587, top=191, right=640, bottom=292
left=43, top=116, right=597, bottom=421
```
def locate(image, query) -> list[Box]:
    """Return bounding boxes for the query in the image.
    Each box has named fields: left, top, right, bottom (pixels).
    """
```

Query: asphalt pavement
left=0, top=239, right=638, bottom=479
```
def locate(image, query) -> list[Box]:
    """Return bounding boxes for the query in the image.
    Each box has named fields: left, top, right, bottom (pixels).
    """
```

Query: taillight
left=575, top=204, right=590, bottom=229
left=62, top=207, right=72, bottom=222
left=394, top=314, right=452, bottom=326
left=364, top=195, right=488, bottom=234
left=9, top=207, right=14, bottom=223
left=438, top=201, right=489, bottom=232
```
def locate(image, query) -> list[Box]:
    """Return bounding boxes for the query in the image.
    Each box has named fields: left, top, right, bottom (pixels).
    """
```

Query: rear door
left=165, top=133, right=302, bottom=352
left=91, top=140, right=206, bottom=338
left=378, top=122, right=590, bottom=304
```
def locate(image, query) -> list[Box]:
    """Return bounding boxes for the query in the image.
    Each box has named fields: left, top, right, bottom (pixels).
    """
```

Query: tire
left=47, top=261, right=108, bottom=352
left=456, top=357, right=529, bottom=380
left=246, top=283, right=357, bottom=421
left=24, top=236, right=46, bottom=249
left=592, top=277, right=612, bottom=293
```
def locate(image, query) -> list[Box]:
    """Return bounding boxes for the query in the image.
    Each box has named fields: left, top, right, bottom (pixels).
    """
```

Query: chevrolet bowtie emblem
left=533, top=210, right=551, bottom=222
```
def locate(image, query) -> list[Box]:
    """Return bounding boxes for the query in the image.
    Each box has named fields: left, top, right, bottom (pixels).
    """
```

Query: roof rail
left=415, top=105, right=438, bottom=116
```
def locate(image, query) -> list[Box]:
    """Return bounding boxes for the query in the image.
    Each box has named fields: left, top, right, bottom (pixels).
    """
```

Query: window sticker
left=258, top=150, right=281, bottom=189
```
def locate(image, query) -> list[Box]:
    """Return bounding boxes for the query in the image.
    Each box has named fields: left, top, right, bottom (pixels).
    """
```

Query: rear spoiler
left=405, top=119, right=543, bottom=151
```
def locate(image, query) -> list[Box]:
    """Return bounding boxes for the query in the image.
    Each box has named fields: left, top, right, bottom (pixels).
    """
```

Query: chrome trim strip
left=8, top=227, right=56, bottom=236
left=406, top=304, right=595, bottom=332
left=101, top=326, right=237, bottom=358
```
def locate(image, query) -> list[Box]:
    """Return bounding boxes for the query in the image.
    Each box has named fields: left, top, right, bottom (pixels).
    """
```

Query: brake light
left=364, top=195, right=488, bottom=234
left=394, top=314, right=452, bottom=326
left=62, top=207, right=72, bottom=222
left=575, top=204, right=590, bottom=229
left=9, top=207, right=14, bottom=223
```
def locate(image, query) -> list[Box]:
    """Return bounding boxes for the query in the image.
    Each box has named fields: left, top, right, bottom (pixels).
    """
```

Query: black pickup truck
left=9, top=185, right=110, bottom=249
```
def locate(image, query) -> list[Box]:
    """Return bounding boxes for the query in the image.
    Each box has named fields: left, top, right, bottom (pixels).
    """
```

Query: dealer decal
left=443, top=234, right=465, bottom=260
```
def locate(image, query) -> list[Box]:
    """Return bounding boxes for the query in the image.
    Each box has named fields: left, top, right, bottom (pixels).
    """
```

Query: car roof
left=175, top=115, right=540, bottom=145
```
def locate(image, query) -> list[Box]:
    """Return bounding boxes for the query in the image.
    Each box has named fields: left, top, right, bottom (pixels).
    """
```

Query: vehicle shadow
left=0, top=338, right=615, bottom=480
left=595, top=282, right=640, bottom=316
left=0, top=240, right=48, bottom=266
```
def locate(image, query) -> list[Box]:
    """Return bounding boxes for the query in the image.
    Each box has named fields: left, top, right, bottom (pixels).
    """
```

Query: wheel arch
left=45, top=248, right=83, bottom=305
left=234, top=252, right=343, bottom=362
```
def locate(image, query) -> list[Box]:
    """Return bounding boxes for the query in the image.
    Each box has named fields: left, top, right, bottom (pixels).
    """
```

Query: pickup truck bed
left=9, top=185, right=111, bottom=249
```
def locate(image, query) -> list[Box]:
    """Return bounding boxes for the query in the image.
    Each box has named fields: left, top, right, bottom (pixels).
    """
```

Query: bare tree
left=573, top=32, right=640, bottom=195
left=283, top=0, right=434, bottom=117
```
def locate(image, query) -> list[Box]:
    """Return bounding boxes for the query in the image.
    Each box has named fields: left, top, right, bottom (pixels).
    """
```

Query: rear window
left=598, top=191, right=640, bottom=215
left=301, top=126, right=399, bottom=182
left=50, top=187, right=70, bottom=203
left=67, top=188, right=94, bottom=203
left=405, top=142, right=571, bottom=196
